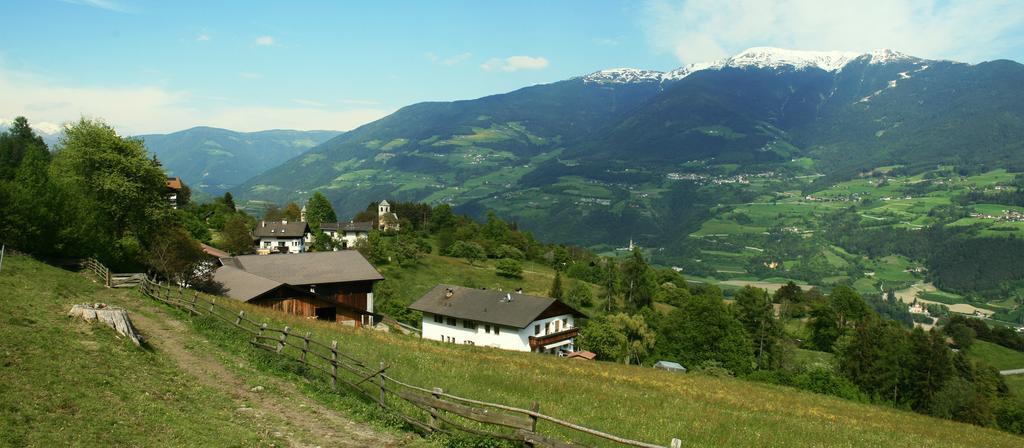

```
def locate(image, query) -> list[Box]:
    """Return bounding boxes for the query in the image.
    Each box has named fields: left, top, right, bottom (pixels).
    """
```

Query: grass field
left=0, top=256, right=283, bottom=447
left=968, top=340, right=1024, bottom=371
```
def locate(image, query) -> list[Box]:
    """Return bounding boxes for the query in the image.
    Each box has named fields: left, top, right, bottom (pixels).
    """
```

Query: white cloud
left=0, top=68, right=393, bottom=135
left=641, top=0, right=1024, bottom=65
left=340, top=99, right=381, bottom=106
left=239, top=72, right=263, bottom=79
left=196, top=33, right=210, bottom=42
left=254, top=35, right=276, bottom=46
left=480, top=55, right=550, bottom=72
left=426, top=52, right=474, bottom=66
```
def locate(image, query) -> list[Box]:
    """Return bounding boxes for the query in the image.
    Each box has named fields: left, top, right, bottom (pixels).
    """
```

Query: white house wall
left=257, top=237, right=305, bottom=254
left=421, top=312, right=575, bottom=352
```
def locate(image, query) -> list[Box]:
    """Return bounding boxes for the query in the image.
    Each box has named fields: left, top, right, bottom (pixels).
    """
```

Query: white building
left=253, top=220, right=310, bottom=254
left=320, top=221, right=373, bottom=249
left=377, top=200, right=400, bottom=232
left=409, top=285, right=585, bottom=354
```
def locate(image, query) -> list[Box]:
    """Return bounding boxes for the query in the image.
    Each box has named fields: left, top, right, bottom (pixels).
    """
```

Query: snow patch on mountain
left=582, top=47, right=926, bottom=84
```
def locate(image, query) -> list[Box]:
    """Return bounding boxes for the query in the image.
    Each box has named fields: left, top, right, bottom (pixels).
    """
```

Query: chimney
left=261, top=221, right=266, bottom=227
left=506, top=293, right=512, bottom=302
left=445, top=288, right=454, bottom=299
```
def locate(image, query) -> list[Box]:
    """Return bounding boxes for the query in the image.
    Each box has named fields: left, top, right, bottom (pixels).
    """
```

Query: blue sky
left=1, top=0, right=1022, bottom=134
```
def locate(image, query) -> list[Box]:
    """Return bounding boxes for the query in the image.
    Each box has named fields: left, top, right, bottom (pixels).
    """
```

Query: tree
left=599, top=258, right=620, bottom=312
left=0, top=133, right=59, bottom=256
left=223, top=192, right=236, bottom=211
left=449, top=240, right=485, bottom=265
left=308, top=228, right=338, bottom=252
left=391, top=233, right=423, bottom=266
left=734, top=286, right=783, bottom=370
left=221, top=215, right=254, bottom=255
left=774, top=281, right=805, bottom=317
left=357, top=230, right=391, bottom=264
left=549, top=271, right=564, bottom=299
left=145, top=226, right=208, bottom=286
left=304, top=192, right=337, bottom=229
left=496, top=258, right=523, bottom=278
left=429, top=203, right=457, bottom=231
left=608, top=313, right=656, bottom=365
left=51, top=118, right=168, bottom=267
left=578, top=316, right=627, bottom=362
left=566, top=282, right=594, bottom=308
left=945, top=320, right=976, bottom=350
left=282, top=202, right=302, bottom=221
left=621, top=247, right=656, bottom=310
left=653, top=295, right=754, bottom=375
left=0, top=116, right=48, bottom=180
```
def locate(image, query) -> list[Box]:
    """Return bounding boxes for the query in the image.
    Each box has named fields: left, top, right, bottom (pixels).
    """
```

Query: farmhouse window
left=545, top=322, right=550, bottom=334
left=463, top=320, right=477, bottom=330
left=494, top=326, right=499, bottom=335
left=485, top=324, right=491, bottom=334
left=556, top=320, right=561, bottom=331
left=446, top=316, right=456, bottom=326
left=434, top=314, right=443, bottom=323
left=534, top=324, right=540, bottom=335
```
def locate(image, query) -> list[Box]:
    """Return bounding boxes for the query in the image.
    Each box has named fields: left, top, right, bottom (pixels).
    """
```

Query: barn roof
left=408, top=284, right=584, bottom=329
left=321, top=221, right=373, bottom=232
left=213, top=266, right=286, bottom=302
left=221, top=251, right=383, bottom=286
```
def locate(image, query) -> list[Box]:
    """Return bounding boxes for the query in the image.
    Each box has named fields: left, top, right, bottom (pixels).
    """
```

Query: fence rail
left=96, top=259, right=680, bottom=448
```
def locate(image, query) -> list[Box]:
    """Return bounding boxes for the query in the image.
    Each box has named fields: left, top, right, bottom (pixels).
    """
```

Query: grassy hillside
left=0, top=255, right=404, bottom=447
left=0, top=256, right=277, bottom=446
left=149, top=268, right=1022, bottom=446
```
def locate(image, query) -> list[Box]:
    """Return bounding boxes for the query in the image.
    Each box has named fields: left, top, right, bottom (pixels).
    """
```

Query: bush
left=495, top=258, right=522, bottom=278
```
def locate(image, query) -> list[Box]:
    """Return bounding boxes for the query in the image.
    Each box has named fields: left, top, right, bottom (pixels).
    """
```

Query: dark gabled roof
left=222, top=251, right=383, bottom=286
left=252, top=220, right=309, bottom=238
left=214, top=266, right=285, bottom=302
left=408, top=284, right=585, bottom=329
left=321, top=221, right=373, bottom=233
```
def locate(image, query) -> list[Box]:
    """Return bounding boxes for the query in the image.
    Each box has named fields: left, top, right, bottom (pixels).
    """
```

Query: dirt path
left=129, top=303, right=404, bottom=448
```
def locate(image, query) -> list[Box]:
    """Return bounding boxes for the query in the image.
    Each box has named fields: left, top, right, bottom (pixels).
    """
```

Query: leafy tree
left=808, top=304, right=842, bottom=352
left=357, top=230, right=391, bottom=264
left=774, top=281, right=805, bottom=317
left=621, top=247, right=656, bottom=310
left=578, top=316, right=626, bottom=362
left=391, top=233, right=423, bottom=266
left=304, top=192, right=337, bottom=229
left=905, top=328, right=954, bottom=412
left=0, top=116, right=48, bottom=180
left=652, top=295, right=754, bottom=375
left=221, top=215, right=254, bottom=255
left=449, top=240, right=486, bottom=265
left=734, top=286, right=783, bottom=370
left=549, top=271, right=564, bottom=299
left=429, top=203, right=457, bottom=231
left=566, top=282, right=594, bottom=308
left=495, top=258, right=523, bottom=278
left=145, top=226, right=209, bottom=286
left=282, top=202, right=302, bottom=221
left=608, top=313, right=656, bottom=365
left=945, top=321, right=976, bottom=350
left=493, top=244, right=525, bottom=260
left=223, top=192, right=236, bottom=211
left=599, top=258, right=620, bottom=312
left=309, top=228, right=338, bottom=252
left=51, top=118, right=168, bottom=267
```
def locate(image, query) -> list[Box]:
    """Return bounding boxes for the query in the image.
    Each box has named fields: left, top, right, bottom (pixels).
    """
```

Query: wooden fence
left=88, top=259, right=680, bottom=448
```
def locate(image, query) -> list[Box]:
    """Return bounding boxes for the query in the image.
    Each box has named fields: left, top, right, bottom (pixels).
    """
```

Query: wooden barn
left=214, top=251, right=384, bottom=327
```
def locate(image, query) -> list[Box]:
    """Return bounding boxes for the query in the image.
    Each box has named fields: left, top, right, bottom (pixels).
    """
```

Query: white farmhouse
left=320, top=221, right=373, bottom=249
left=409, top=285, right=585, bottom=354
left=253, top=220, right=310, bottom=254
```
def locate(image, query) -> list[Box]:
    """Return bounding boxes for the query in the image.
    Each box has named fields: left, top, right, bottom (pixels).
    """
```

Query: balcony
left=528, top=327, right=579, bottom=350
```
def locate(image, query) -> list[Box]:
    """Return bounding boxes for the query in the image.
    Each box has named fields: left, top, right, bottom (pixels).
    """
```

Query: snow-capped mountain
left=581, top=47, right=923, bottom=84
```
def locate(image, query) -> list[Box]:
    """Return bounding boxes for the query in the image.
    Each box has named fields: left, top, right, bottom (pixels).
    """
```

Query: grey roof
left=408, top=284, right=584, bottom=329
left=223, top=251, right=383, bottom=286
left=654, top=361, right=687, bottom=371
left=252, top=220, right=309, bottom=238
left=213, top=266, right=285, bottom=302
left=321, top=221, right=373, bottom=233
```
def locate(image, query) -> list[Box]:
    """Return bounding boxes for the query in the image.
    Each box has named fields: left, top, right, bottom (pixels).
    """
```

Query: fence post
left=257, top=323, right=266, bottom=345
left=671, top=438, right=682, bottom=448
left=301, top=332, right=310, bottom=363
left=530, top=401, right=540, bottom=434
left=209, top=297, right=216, bottom=313
left=191, top=292, right=198, bottom=312
left=235, top=310, right=245, bottom=325
left=330, top=340, right=338, bottom=389
left=105, top=268, right=111, bottom=288
left=430, top=387, right=443, bottom=429
left=278, top=326, right=289, bottom=353
left=378, top=361, right=386, bottom=405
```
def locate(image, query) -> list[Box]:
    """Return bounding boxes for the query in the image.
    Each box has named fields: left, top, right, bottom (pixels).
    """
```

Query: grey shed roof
left=408, top=284, right=584, bottom=329
left=252, top=220, right=309, bottom=238
left=222, top=251, right=383, bottom=286
left=213, top=265, right=285, bottom=302
left=654, top=361, right=687, bottom=372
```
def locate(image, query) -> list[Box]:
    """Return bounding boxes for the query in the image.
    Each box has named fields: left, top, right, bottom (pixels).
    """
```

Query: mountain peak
left=726, top=47, right=862, bottom=71
left=580, top=68, right=665, bottom=84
